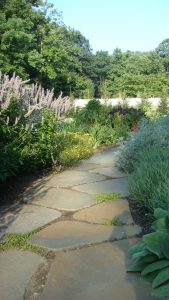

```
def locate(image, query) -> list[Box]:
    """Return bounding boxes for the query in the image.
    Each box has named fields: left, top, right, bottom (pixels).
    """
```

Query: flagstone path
left=0, top=147, right=165, bottom=300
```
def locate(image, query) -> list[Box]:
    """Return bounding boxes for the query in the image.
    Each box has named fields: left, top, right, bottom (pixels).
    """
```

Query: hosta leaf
left=152, top=267, right=169, bottom=288
left=128, top=242, right=145, bottom=255
left=127, top=262, right=147, bottom=272
left=132, top=249, right=149, bottom=261
left=160, top=233, right=169, bottom=259
left=139, top=254, right=158, bottom=264
left=152, top=283, right=169, bottom=297
left=154, top=208, right=168, bottom=219
left=142, top=270, right=159, bottom=283
left=143, top=232, right=163, bottom=257
left=152, top=217, right=169, bottom=231
left=141, top=260, right=169, bottom=276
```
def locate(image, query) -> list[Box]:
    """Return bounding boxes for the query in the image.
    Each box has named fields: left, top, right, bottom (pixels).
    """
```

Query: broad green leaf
left=132, top=249, right=149, bottom=261
left=152, top=267, right=169, bottom=288
left=139, top=254, right=158, bottom=264
left=160, top=233, right=169, bottom=259
left=142, top=270, right=159, bottom=283
left=128, top=242, right=145, bottom=255
left=154, top=208, right=168, bottom=219
left=143, top=232, right=163, bottom=257
left=152, top=217, right=169, bottom=231
left=127, top=262, right=147, bottom=272
left=152, top=283, right=169, bottom=297
left=141, top=260, right=169, bottom=276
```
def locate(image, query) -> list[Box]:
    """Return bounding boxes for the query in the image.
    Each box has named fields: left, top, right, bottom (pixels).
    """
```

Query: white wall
left=74, top=98, right=161, bottom=108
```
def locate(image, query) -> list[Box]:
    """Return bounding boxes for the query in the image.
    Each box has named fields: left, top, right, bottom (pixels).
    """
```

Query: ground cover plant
left=127, top=208, right=169, bottom=298
left=128, top=146, right=169, bottom=214
left=117, top=114, right=169, bottom=173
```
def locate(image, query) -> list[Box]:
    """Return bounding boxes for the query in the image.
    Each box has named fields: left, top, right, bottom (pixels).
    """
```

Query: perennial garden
left=1, top=71, right=169, bottom=298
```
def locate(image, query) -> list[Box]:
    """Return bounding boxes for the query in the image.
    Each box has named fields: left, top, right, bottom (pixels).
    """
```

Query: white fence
left=74, top=98, right=161, bottom=108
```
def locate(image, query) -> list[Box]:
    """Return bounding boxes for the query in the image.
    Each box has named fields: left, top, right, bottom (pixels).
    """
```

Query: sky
left=50, top=0, right=169, bottom=54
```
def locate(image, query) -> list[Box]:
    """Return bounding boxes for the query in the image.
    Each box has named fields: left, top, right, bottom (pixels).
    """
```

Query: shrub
left=0, top=73, right=73, bottom=181
left=89, top=124, right=117, bottom=148
left=128, top=146, right=169, bottom=213
left=127, top=208, right=169, bottom=298
left=59, top=145, right=92, bottom=165
left=75, top=99, right=111, bottom=127
left=117, top=115, right=169, bottom=173
left=109, top=106, right=145, bottom=129
left=112, top=113, right=130, bottom=139
left=137, top=98, right=152, bottom=114
left=58, top=133, right=93, bottom=165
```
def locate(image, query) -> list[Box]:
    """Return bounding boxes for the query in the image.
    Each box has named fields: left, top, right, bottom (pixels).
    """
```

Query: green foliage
left=58, top=133, right=93, bottom=165
left=127, top=209, right=169, bottom=298
left=117, top=115, right=169, bottom=173
left=1, top=1, right=169, bottom=98
left=74, top=100, right=126, bottom=148
left=157, top=89, right=169, bottom=116
left=89, top=124, right=117, bottom=148
left=96, top=192, right=122, bottom=203
left=128, top=146, right=169, bottom=213
left=0, top=76, right=93, bottom=181
left=0, top=230, right=46, bottom=256
left=102, top=217, right=123, bottom=226
left=75, top=99, right=107, bottom=126
left=137, top=98, right=152, bottom=114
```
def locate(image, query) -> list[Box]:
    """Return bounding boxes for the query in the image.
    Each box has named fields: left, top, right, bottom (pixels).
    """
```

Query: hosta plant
left=127, top=208, right=169, bottom=298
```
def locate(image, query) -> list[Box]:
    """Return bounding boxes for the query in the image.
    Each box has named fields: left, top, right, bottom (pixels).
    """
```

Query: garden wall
left=74, top=98, right=161, bottom=108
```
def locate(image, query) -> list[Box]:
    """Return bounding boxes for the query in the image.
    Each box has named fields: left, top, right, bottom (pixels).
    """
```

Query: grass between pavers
left=0, top=227, right=47, bottom=256
left=102, top=217, right=123, bottom=226
left=96, top=192, right=122, bottom=203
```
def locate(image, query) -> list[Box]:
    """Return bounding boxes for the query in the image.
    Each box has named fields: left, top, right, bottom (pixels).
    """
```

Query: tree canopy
left=0, top=0, right=169, bottom=98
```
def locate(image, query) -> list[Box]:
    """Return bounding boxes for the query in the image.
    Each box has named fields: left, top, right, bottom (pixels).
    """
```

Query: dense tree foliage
left=0, top=0, right=169, bottom=98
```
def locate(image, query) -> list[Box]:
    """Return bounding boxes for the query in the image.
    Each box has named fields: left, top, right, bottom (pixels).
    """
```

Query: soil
left=128, top=196, right=153, bottom=236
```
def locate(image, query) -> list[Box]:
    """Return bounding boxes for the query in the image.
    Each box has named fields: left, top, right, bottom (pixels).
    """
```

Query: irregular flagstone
left=73, top=200, right=133, bottom=225
left=89, top=165, right=127, bottom=178
left=73, top=178, right=129, bottom=197
left=84, top=147, right=120, bottom=166
left=0, top=249, right=44, bottom=300
left=29, top=221, right=141, bottom=250
left=32, top=188, right=96, bottom=211
left=43, top=170, right=107, bottom=187
left=23, top=185, right=52, bottom=203
left=6, top=204, right=61, bottom=234
left=40, top=239, right=161, bottom=300
left=74, top=162, right=102, bottom=171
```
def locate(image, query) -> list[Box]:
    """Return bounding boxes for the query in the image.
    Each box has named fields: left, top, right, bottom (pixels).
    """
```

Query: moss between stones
left=0, top=227, right=47, bottom=256
left=96, top=192, right=122, bottom=203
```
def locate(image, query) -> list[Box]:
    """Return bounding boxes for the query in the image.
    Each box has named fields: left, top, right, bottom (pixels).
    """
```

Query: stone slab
left=90, top=166, right=127, bottom=178
left=73, top=178, right=129, bottom=197
left=23, top=185, right=52, bottom=202
left=74, top=162, right=102, bottom=171
left=84, top=147, right=120, bottom=166
left=73, top=200, right=133, bottom=225
left=32, top=188, right=96, bottom=211
left=6, top=204, right=61, bottom=234
left=29, top=221, right=141, bottom=249
left=0, top=249, right=44, bottom=300
left=43, top=170, right=106, bottom=187
left=40, top=239, right=161, bottom=300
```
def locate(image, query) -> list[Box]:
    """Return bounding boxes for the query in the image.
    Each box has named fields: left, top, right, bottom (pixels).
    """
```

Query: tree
left=156, top=39, right=169, bottom=72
